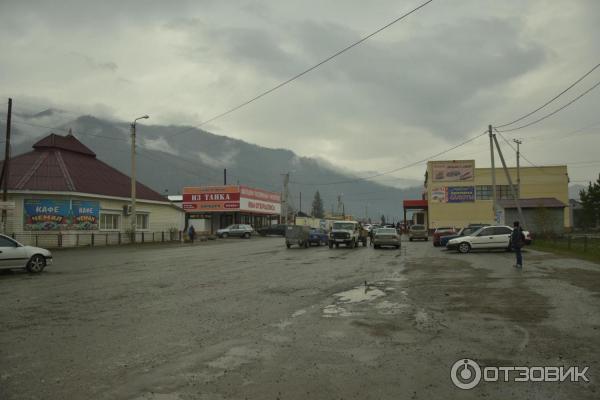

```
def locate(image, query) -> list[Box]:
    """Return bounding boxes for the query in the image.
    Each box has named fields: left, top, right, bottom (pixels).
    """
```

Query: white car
left=446, top=225, right=531, bottom=253
left=0, top=234, right=53, bottom=273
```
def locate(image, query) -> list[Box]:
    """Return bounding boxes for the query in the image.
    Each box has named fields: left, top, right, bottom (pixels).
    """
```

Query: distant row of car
left=424, top=223, right=532, bottom=253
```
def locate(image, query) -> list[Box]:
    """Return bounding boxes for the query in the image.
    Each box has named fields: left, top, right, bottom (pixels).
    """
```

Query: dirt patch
left=351, top=319, right=402, bottom=337
left=546, top=267, right=600, bottom=294
left=404, top=257, right=551, bottom=324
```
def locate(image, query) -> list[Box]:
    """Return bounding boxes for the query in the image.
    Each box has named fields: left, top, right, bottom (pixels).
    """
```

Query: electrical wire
left=170, top=0, right=435, bottom=137
left=495, top=79, right=600, bottom=133
left=495, top=62, right=600, bottom=128
left=291, top=130, right=487, bottom=186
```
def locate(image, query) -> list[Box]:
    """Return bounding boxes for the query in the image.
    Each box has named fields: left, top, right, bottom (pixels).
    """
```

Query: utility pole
left=489, top=125, right=497, bottom=223
left=223, top=168, right=227, bottom=185
left=1, top=98, right=12, bottom=233
left=299, top=191, right=302, bottom=214
left=493, top=134, right=525, bottom=227
left=281, top=173, right=289, bottom=224
left=130, top=115, right=149, bottom=242
left=513, top=139, right=522, bottom=196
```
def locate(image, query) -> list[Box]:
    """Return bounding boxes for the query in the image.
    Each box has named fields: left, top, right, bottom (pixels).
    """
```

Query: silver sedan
left=373, top=228, right=401, bottom=249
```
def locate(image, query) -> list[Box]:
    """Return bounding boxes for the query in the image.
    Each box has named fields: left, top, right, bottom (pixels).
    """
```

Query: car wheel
left=335, top=243, right=339, bottom=248
left=329, top=241, right=333, bottom=249
left=243, top=232, right=250, bottom=239
left=458, top=242, right=471, bottom=254
left=396, top=245, right=400, bottom=249
left=409, top=238, right=413, bottom=241
left=424, top=237, right=428, bottom=241
left=221, top=232, right=228, bottom=238
left=286, top=243, right=291, bottom=249
left=374, top=244, right=379, bottom=249
left=27, top=255, right=46, bottom=273
left=304, top=241, right=309, bottom=248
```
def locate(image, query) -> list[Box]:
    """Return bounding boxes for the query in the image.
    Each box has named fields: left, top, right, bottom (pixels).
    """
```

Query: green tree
left=579, top=175, right=600, bottom=229
left=311, top=191, right=325, bottom=218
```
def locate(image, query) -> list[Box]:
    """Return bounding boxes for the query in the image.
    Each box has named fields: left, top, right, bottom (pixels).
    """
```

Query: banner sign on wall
left=23, top=199, right=70, bottom=230
left=430, top=186, right=475, bottom=203
left=431, top=187, right=447, bottom=203
left=71, top=200, right=100, bottom=230
left=447, top=186, right=475, bottom=203
left=183, top=186, right=281, bottom=214
left=431, top=160, right=474, bottom=182
left=24, top=199, right=100, bottom=230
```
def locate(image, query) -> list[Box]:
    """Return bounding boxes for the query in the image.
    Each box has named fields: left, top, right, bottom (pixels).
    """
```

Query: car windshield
left=333, top=223, right=355, bottom=230
left=377, top=228, right=397, bottom=234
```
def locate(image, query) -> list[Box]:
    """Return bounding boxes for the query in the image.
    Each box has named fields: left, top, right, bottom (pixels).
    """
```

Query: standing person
left=511, top=221, right=525, bottom=269
left=188, top=224, right=196, bottom=244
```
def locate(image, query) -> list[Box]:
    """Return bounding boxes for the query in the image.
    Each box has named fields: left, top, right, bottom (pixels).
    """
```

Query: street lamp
left=131, top=114, right=149, bottom=242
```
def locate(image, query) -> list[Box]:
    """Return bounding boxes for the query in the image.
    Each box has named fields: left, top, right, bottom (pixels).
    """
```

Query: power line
left=495, top=79, right=600, bottom=133
left=495, top=62, right=600, bottom=128
left=291, top=130, right=487, bottom=186
left=170, top=0, right=435, bottom=137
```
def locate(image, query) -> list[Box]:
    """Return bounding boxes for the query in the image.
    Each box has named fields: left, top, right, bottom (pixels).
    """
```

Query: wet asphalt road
left=1, top=237, right=599, bottom=399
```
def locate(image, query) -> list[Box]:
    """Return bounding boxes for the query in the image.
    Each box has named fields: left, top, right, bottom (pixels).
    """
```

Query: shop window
left=100, top=213, right=120, bottom=230
left=136, top=214, right=149, bottom=230
left=476, top=185, right=519, bottom=200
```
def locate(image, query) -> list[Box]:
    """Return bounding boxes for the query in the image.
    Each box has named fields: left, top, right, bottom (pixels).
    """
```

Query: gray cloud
left=1, top=0, right=599, bottom=185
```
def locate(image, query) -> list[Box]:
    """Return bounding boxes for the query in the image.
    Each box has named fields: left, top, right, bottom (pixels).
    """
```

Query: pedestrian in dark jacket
left=511, top=221, right=525, bottom=269
left=188, top=225, right=196, bottom=244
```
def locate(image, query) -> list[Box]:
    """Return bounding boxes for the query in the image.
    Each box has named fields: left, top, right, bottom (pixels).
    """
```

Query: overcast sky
left=1, top=0, right=599, bottom=186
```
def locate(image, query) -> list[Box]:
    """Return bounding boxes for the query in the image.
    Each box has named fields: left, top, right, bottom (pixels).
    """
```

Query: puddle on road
left=323, top=304, right=356, bottom=318
left=291, top=309, right=306, bottom=318
left=333, top=286, right=386, bottom=303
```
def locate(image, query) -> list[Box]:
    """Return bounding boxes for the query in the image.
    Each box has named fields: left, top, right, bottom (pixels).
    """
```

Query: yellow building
left=424, top=160, right=569, bottom=230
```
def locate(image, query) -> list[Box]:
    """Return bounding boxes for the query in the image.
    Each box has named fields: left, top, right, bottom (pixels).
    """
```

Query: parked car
left=0, top=234, right=53, bottom=273
left=439, top=225, right=489, bottom=247
left=308, top=228, right=329, bottom=246
left=285, top=225, right=311, bottom=248
left=216, top=224, right=254, bottom=238
left=373, top=228, right=401, bottom=249
left=446, top=225, right=532, bottom=253
left=409, top=224, right=428, bottom=241
left=256, top=224, right=287, bottom=236
left=433, top=227, right=457, bottom=246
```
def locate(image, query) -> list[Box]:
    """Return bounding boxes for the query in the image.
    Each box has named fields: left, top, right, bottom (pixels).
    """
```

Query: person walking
left=511, top=221, right=525, bottom=269
left=188, top=224, right=196, bottom=244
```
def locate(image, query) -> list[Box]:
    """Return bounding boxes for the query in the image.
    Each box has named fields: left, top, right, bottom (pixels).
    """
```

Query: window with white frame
left=100, top=213, right=120, bottom=230
left=136, top=213, right=149, bottom=230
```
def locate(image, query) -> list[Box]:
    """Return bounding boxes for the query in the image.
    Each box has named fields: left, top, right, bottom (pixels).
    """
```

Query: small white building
left=1, top=133, right=184, bottom=247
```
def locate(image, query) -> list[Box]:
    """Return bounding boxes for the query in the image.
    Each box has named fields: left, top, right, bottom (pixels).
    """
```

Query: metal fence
left=10, top=231, right=184, bottom=249
left=534, top=235, right=600, bottom=256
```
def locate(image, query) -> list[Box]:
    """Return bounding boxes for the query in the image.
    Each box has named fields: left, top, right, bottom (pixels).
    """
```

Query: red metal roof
left=403, top=199, right=428, bottom=208
left=2, top=133, right=166, bottom=202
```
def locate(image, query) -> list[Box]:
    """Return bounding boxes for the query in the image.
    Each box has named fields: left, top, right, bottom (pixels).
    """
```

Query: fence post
left=584, top=236, right=588, bottom=252
left=142, top=232, right=145, bottom=243
left=106, top=233, right=108, bottom=246
left=91, top=233, right=95, bottom=247
left=35, top=235, right=39, bottom=247
left=567, top=235, right=571, bottom=250
left=118, top=232, right=121, bottom=245
left=11, top=232, right=15, bottom=239
left=58, top=233, right=63, bottom=248
left=152, top=232, right=155, bottom=242
left=76, top=233, right=79, bottom=247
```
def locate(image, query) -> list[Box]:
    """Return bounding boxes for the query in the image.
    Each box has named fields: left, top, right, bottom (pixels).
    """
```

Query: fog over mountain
left=9, top=110, right=423, bottom=221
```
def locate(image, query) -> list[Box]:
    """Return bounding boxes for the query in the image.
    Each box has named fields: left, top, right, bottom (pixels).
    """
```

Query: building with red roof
left=1, top=133, right=183, bottom=246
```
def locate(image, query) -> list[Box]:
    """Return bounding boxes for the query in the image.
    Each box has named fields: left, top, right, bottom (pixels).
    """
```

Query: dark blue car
left=439, top=225, right=488, bottom=247
left=308, top=228, right=329, bottom=246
